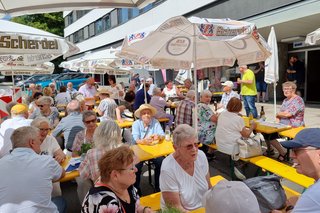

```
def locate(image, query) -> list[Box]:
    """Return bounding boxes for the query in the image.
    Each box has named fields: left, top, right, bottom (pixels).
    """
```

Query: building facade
left=64, top=0, right=320, bottom=102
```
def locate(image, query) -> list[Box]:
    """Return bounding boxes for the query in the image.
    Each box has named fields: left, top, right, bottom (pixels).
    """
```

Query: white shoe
left=234, top=167, right=246, bottom=180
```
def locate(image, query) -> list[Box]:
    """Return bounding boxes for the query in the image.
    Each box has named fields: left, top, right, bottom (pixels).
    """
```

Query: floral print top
left=279, top=95, right=305, bottom=127
left=81, top=185, right=139, bottom=213
left=197, top=103, right=216, bottom=145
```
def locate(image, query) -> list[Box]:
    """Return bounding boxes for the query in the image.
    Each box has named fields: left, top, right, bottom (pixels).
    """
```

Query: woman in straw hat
left=132, top=104, right=165, bottom=194
left=96, top=87, right=117, bottom=122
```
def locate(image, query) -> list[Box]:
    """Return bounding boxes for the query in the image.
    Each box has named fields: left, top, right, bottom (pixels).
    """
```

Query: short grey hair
left=200, top=90, right=212, bottom=98
left=11, top=126, right=39, bottom=149
left=186, top=90, right=196, bottom=99
left=93, top=120, right=122, bottom=150
left=153, top=87, right=162, bottom=96
left=31, top=117, right=51, bottom=129
left=67, top=100, right=81, bottom=113
left=282, top=81, right=297, bottom=91
left=173, top=124, right=197, bottom=146
left=82, top=110, right=97, bottom=122
left=38, top=96, right=54, bottom=105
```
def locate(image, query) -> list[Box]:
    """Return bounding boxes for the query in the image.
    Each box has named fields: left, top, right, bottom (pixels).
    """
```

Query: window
left=74, top=31, right=79, bottom=43
left=72, top=11, right=77, bottom=23
left=64, top=16, right=69, bottom=27
left=69, top=34, right=74, bottom=43
left=83, top=26, right=89, bottom=40
left=119, top=8, right=129, bottom=24
left=78, top=29, right=84, bottom=42
left=130, top=8, right=140, bottom=18
left=95, top=19, right=103, bottom=34
left=110, top=9, right=118, bottom=28
left=103, top=15, right=111, bottom=31
left=140, top=3, right=153, bottom=13
left=89, top=23, right=95, bottom=37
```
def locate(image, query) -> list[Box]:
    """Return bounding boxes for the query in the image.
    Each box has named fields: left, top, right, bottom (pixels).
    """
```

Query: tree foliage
left=11, top=12, right=64, bottom=36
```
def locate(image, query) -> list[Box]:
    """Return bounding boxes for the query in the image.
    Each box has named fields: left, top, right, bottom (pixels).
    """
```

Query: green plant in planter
left=80, top=143, right=92, bottom=156
left=158, top=206, right=183, bottom=213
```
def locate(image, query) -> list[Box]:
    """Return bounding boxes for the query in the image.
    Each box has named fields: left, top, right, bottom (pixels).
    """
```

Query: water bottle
left=165, top=127, right=171, bottom=141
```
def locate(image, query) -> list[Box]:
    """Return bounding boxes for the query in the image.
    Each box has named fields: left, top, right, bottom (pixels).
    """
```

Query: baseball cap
left=221, top=81, right=234, bottom=88
left=202, top=180, right=260, bottom=213
left=11, top=103, right=28, bottom=114
left=281, top=128, right=320, bottom=149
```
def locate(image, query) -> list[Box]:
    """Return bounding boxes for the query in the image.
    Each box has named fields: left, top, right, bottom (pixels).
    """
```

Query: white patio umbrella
left=0, top=0, right=156, bottom=17
left=0, top=19, right=79, bottom=65
left=264, top=27, right=279, bottom=121
left=305, top=27, right=320, bottom=45
left=117, top=15, right=271, bottom=127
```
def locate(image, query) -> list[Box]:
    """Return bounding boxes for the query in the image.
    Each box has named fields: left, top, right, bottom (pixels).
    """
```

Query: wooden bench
left=140, top=175, right=225, bottom=211
left=207, top=144, right=314, bottom=188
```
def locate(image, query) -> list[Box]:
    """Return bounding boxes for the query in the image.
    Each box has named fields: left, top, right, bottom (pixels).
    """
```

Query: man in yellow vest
left=237, top=65, right=258, bottom=118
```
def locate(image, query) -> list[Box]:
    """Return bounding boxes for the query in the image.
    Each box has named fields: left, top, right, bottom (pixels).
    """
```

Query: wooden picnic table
left=59, top=156, right=80, bottom=183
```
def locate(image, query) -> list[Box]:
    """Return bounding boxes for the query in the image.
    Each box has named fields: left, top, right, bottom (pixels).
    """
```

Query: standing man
left=286, top=55, right=305, bottom=97
left=237, top=65, right=258, bottom=118
left=0, top=104, right=32, bottom=158
left=78, top=77, right=97, bottom=98
left=276, top=128, right=320, bottom=212
left=0, top=126, right=65, bottom=212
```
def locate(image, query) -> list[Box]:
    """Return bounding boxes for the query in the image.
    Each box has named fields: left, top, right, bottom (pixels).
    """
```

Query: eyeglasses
left=283, top=87, right=293, bottom=91
left=292, top=147, right=319, bottom=155
left=39, top=128, right=51, bottom=132
left=84, top=119, right=97, bottom=124
left=181, top=142, right=200, bottom=150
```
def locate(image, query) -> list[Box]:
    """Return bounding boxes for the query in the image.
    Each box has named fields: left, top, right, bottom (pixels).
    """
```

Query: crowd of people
left=0, top=68, right=315, bottom=213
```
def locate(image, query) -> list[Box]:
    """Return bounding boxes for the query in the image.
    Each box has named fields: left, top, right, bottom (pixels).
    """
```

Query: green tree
left=11, top=13, right=65, bottom=73
left=11, top=12, right=64, bottom=36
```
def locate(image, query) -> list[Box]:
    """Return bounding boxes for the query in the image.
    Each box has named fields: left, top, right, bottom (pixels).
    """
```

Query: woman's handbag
left=244, top=175, right=287, bottom=213
left=237, top=133, right=263, bottom=158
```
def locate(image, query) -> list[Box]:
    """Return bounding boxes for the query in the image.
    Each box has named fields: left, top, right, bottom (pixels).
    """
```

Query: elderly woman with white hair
left=198, top=90, right=218, bottom=145
left=160, top=124, right=211, bottom=211
left=31, top=117, right=66, bottom=197
left=79, top=120, right=122, bottom=184
left=29, top=96, right=60, bottom=128
left=150, top=87, right=174, bottom=128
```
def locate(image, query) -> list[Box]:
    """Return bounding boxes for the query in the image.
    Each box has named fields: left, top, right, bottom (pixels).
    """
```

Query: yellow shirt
left=240, top=69, right=257, bottom=96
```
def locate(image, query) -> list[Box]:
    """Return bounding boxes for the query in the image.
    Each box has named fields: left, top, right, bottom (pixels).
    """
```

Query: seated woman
left=96, top=87, right=118, bottom=122
left=216, top=97, right=257, bottom=179
left=150, top=87, right=174, bottom=128
left=81, top=146, right=153, bottom=213
left=162, top=80, right=180, bottom=101
left=270, top=81, right=305, bottom=161
left=132, top=104, right=164, bottom=194
left=198, top=90, right=218, bottom=146
left=71, top=110, right=97, bottom=157
left=30, top=117, right=66, bottom=197
left=28, top=92, right=43, bottom=116
left=29, top=96, right=59, bottom=128
left=79, top=120, right=122, bottom=200
left=160, top=124, right=211, bottom=211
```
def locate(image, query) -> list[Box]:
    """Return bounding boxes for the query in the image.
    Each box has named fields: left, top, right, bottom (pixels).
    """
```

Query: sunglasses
left=84, top=119, right=97, bottom=124
left=182, top=142, right=200, bottom=150
left=40, top=128, right=51, bottom=131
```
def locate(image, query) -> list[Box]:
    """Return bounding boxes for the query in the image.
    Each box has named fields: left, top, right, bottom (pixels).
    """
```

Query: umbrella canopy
left=264, top=27, right=279, bottom=120
left=0, top=62, right=54, bottom=75
left=117, top=16, right=271, bottom=70
left=0, top=19, right=79, bottom=65
left=305, top=27, right=320, bottom=45
left=0, top=0, right=156, bottom=17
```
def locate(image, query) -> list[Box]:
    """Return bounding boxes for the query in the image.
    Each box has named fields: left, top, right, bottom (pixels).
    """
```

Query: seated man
left=132, top=104, right=164, bottom=194
left=218, top=80, right=240, bottom=111
left=175, top=90, right=195, bottom=127
left=52, top=100, right=85, bottom=153
left=160, top=124, right=211, bottom=211
left=0, top=126, right=65, bottom=212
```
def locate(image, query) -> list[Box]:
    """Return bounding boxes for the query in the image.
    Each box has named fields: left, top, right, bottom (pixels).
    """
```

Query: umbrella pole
left=143, top=64, right=147, bottom=104
left=11, top=67, right=16, bottom=102
left=193, top=25, right=198, bottom=130
left=273, top=82, right=277, bottom=122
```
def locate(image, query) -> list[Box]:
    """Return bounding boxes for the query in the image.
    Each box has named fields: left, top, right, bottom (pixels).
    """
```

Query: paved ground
left=62, top=101, right=320, bottom=212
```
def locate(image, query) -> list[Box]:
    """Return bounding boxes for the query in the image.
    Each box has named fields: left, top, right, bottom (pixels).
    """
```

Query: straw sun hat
left=134, top=104, right=157, bottom=118
left=97, top=87, right=113, bottom=95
